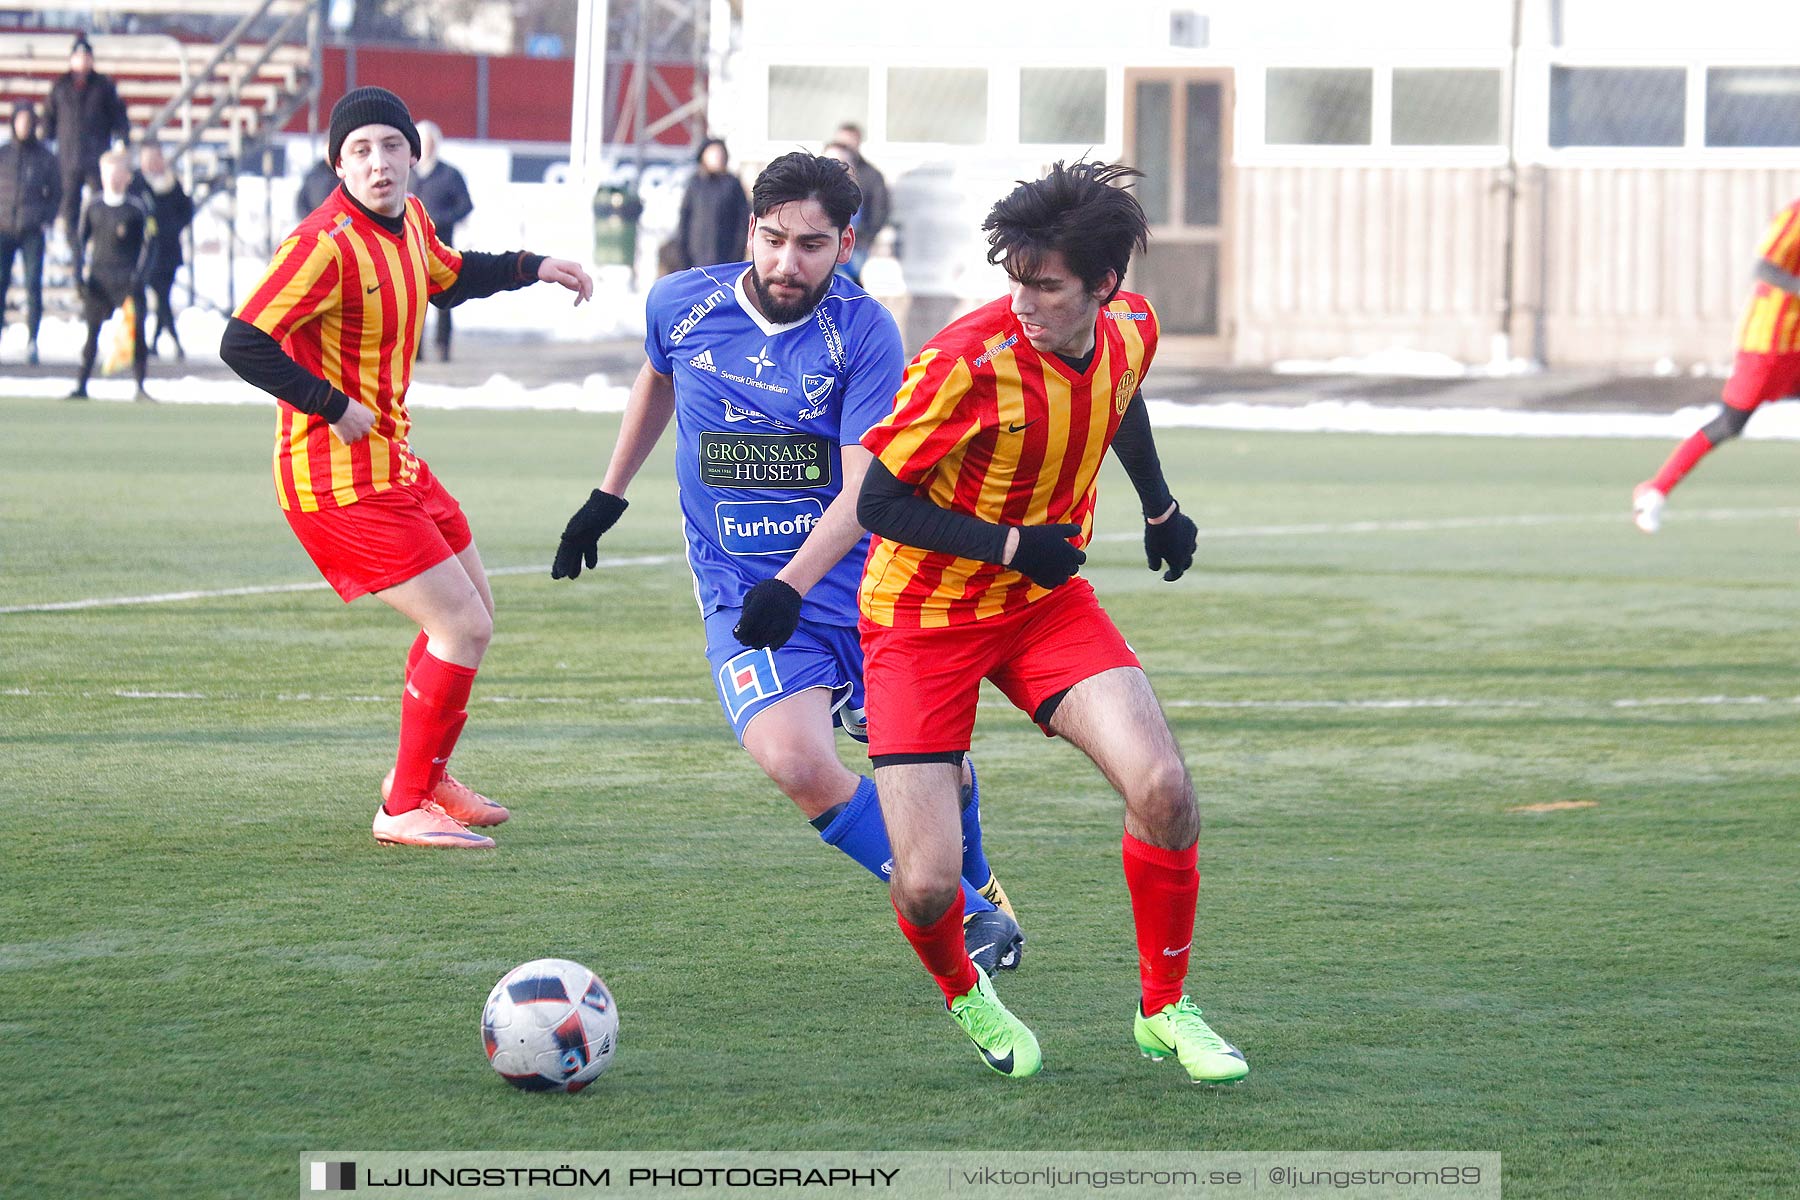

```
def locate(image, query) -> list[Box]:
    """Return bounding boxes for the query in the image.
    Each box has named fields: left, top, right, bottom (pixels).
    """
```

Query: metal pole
left=631, top=0, right=650, bottom=288
left=1496, top=0, right=1525, bottom=365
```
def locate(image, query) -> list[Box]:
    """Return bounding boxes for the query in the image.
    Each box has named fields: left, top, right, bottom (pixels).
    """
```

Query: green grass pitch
left=1, top=398, right=1793, bottom=1197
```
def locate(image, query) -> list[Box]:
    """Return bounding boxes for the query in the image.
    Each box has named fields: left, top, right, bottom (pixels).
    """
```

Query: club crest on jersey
left=802, top=374, right=833, bottom=403
left=719, top=647, right=782, bottom=720
left=1114, top=367, right=1138, bottom=415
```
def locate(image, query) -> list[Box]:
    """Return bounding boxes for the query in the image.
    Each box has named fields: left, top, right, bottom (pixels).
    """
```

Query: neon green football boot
left=948, top=967, right=1042, bottom=1078
left=1134, top=997, right=1248, bottom=1084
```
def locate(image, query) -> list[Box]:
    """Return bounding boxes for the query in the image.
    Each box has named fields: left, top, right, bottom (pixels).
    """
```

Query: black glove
left=733, top=578, right=804, bottom=649
left=551, top=489, right=628, bottom=580
left=1006, top=523, right=1086, bottom=589
left=1144, top=502, right=1198, bottom=582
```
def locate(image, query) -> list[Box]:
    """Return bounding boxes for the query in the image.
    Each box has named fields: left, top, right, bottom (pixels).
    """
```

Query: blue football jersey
left=644, top=262, right=904, bottom=624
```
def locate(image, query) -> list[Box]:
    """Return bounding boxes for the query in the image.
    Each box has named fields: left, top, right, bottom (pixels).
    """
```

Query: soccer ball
left=481, top=958, right=618, bottom=1092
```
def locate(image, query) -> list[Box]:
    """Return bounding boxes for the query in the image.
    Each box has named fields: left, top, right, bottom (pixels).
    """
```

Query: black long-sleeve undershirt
left=1110, top=390, right=1175, bottom=518
left=858, top=459, right=1011, bottom=564
left=220, top=317, right=351, bottom=420
left=857, top=383, right=1178, bottom=561
left=433, top=249, right=547, bottom=308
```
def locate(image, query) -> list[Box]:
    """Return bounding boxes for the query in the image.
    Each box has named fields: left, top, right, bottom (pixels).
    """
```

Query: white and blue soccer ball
left=481, top=958, right=618, bottom=1092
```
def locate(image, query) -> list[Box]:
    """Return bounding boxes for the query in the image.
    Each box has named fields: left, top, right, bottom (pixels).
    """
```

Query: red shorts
left=861, top=578, right=1141, bottom=757
left=283, top=461, right=471, bottom=602
left=1722, top=350, right=1800, bottom=411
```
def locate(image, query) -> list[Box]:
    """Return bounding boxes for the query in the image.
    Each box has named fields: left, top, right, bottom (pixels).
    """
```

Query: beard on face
left=750, top=264, right=834, bottom=324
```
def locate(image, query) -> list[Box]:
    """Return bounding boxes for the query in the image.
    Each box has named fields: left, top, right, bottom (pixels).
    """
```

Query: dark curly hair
left=751, top=150, right=862, bottom=233
left=983, top=160, right=1149, bottom=302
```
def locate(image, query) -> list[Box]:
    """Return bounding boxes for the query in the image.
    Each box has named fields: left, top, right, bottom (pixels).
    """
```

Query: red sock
left=431, top=711, right=467, bottom=790
left=895, top=892, right=978, bottom=1004
left=405, top=629, right=430, bottom=683
left=1123, top=832, right=1199, bottom=1014
left=1650, top=430, right=1716, bottom=495
left=387, top=650, right=476, bottom=814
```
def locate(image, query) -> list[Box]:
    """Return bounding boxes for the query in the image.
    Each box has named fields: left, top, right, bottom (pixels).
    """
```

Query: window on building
left=1135, top=80, right=1172, bottom=224
left=1020, top=68, right=1106, bottom=145
left=768, top=66, right=868, bottom=143
left=888, top=67, right=987, bottom=144
left=1706, top=67, right=1800, bottom=148
left=1265, top=67, right=1372, bottom=145
left=1549, top=66, right=1685, bottom=147
left=1392, top=68, right=1502, bottom=146
left=1185, top=80, right=1222, bottom=226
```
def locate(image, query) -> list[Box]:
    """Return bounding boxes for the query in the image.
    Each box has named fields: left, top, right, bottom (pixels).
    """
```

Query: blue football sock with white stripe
left=959, top=757, right=996, bottom=890
left=814, top=775, right=996, bottom=914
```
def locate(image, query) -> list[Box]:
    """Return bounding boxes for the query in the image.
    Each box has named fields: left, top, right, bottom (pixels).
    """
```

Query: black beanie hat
left=71, top=35, right=93, bottom=55
left=327, top=86, right=420, bottom=167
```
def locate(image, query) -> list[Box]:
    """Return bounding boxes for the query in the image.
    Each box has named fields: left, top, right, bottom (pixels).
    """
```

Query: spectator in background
left=70, top=147, right=151, bottom=401
left=410, top=120, right=474, bottom=362
left=296, top=156, right=339, bottom=218
left=822, top=142, right=865, bottom=285
left=0, top=104, right=62, bottom=364
left=832, top=122, right=888, bottom=281
left=128, top=142, right=194, bottom=360
left=44, top=35, right=130, bottom=260
left=674, top=137, right=749, bottom=270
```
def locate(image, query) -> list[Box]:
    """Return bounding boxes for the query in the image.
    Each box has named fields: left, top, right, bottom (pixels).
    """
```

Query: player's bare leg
left=378, top=552, right=493, bottom=667
left=1051, top=666, right=1247, bottom=1083
left=871, top=761, right=963, bottom=925
left=742, top=687, right=861, bottom=819
left=1049, top=666, right=1197, bottom=850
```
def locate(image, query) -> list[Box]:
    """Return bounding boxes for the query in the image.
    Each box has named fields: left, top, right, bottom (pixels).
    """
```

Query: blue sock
left=816, top=776, right=995, bottom=913
left=959, top=757, right=996, bottom=890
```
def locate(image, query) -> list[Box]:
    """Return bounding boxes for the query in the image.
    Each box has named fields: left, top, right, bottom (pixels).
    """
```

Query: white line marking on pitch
left=0, top=554, right=678, bottom=615
left=1164, top=695, right=1800, bottom=711
left=7, top=505, right=1800, bottom=616
left=7, top=689, right=1799, bottom=714
left=1092, top=506, right=1800, bottom=543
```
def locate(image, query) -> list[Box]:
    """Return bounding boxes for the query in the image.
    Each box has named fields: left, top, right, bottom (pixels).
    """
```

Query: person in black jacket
left=70, top=148, right=151, bottom=401
left=410, top=120, right=474, bottom=361
left=44, top=35, right=130, bottom=257
left=674, top=137, right=749, bottom=270
left=127, top=142, right=195, bottom=360
left=0, top=104, right=62, bottom=364
left=295, top=155, right=338, bottom=218
left=832, top=122, right=889, bottom=280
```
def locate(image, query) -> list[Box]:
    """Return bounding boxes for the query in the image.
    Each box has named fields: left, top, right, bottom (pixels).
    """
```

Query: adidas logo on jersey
left=689, top=349, right=717, bottom=372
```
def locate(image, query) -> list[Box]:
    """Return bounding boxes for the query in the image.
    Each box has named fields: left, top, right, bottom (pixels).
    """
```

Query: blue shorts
left=704, top=607, right=866, bottom=744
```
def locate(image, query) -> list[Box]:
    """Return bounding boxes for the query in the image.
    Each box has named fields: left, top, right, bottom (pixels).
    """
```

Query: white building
left=707, top=0, right=1800, bottom=366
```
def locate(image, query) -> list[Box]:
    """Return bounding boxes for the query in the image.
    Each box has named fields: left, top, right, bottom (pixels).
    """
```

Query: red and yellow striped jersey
left=860, top=292, right=1159, bottom=628
left=235, top=190, right=462, bottom=512
left=1737, top=199, right=1800, bottom=354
